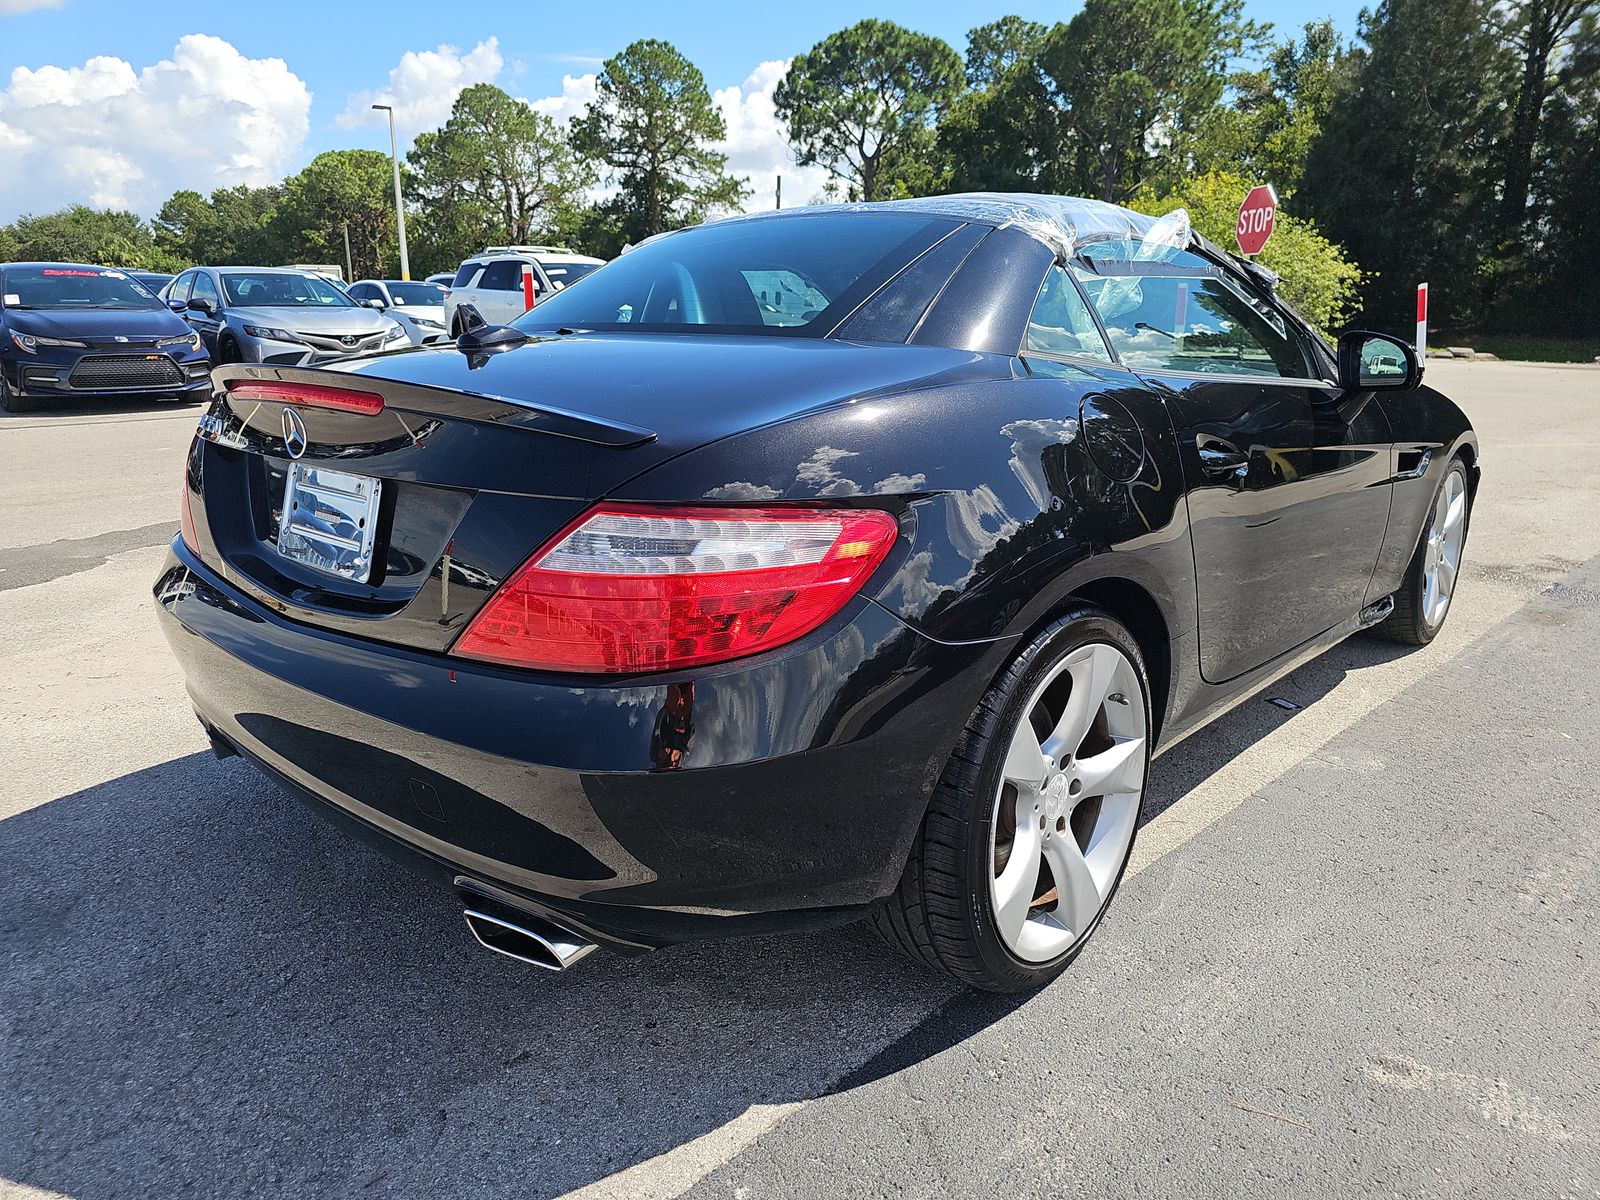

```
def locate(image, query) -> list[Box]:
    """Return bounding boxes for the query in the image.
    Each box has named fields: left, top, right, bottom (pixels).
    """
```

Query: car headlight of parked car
left=382, top=325, right=408, bottom=343
left=158, top=331, right=203, bottom=352
left=411, top=317, right=444, bottom=331
left=242, top=325, right=300, bottom=343
left=9, top=332, right=89, bottom=353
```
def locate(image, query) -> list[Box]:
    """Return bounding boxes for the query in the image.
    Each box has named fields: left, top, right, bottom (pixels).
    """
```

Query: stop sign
left=1235, top=184, right=1277, bottom=256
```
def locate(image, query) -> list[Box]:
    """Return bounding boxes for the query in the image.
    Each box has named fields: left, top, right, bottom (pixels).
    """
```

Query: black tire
left=215, top=336, right=240, bottom=365
left=1370, top=456, right=1472, bottom=646
left=873, top=605, right=1151, bottom=992
left=0, top=369, right=39, bottom=413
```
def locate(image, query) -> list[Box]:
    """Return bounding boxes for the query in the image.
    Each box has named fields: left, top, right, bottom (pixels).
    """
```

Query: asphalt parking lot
left=2, top=359, right=1597, bottom=1199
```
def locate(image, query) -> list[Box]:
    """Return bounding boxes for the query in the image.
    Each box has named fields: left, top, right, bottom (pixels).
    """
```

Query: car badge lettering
left=282, top=407, right=308, bottom=460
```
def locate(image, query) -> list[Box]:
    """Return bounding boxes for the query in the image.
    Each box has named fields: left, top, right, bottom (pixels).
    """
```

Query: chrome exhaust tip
left=463, top=906, right=597, bottom=972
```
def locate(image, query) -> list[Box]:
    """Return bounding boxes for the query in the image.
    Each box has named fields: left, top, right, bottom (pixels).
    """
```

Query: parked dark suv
left=1, top=263, right=211, bottom=413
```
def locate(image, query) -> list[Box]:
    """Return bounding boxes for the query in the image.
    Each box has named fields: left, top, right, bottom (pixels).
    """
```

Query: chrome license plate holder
left=276, top=463, right=382, bottom=583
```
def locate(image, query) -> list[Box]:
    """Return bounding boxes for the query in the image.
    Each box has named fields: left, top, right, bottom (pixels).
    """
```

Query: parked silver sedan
left=163, top=267, right=408, bottom=365
left=346, top=279, right=450, bottom=345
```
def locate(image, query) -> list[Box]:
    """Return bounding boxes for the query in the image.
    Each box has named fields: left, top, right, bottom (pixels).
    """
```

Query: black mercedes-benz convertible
left=156, top=195, right=1477, bottom=992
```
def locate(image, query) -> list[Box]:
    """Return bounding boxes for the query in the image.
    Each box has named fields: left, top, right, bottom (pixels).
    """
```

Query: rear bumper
left=154, top=541, right=997, bottom=947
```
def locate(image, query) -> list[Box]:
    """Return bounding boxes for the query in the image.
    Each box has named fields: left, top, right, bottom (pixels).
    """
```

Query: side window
left=347, top=283, right=371, bottom=301
left=1024, top=266, right=1113, bottom=361
left=189, top=272, right=220, bottom=309
left=452, top=263, right=483, bottom=289
left=169, top=271, right=194, bottom=302
left=479, top=261, right=526, bottom=291
left=1074, top=249, right=1311, bottom=379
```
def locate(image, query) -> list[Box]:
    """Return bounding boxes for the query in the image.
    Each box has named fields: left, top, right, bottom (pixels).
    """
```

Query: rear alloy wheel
left=874, top=607, right=1150, bottom=992
left=1372, top=457, right=1470, bottom=645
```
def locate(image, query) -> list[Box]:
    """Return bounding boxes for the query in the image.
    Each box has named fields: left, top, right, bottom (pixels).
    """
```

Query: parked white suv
left=443, top=246, right=606, bottom=333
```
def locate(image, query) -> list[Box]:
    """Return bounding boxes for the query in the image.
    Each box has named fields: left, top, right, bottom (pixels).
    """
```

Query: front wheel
left=1371, top=456, right=1471, bottom=645
left=0, top=368, right=39, bottom=413
left=874, top=607, right=1151, bottom=992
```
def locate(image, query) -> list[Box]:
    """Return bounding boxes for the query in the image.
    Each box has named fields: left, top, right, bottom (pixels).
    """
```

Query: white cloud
left=0, top=0, right=66, bottom=13
left=338, top=38, right=503, bottom=141
left=0, top=35, right=309, bottom=219
left=712, top=60, right=834, bottom=210
left=528, top=72, right=596, bottom=126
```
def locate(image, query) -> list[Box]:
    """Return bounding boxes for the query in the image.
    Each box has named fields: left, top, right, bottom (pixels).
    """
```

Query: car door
left=476, top=260, right=528, bottom=323
left=186, top=271, right=225, bottom=356
left=1074, top=242, right=1391, bottom=683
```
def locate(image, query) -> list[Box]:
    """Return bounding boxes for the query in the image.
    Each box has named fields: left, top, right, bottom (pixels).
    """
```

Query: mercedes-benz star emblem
left=282, top=407, right=308, bottom=460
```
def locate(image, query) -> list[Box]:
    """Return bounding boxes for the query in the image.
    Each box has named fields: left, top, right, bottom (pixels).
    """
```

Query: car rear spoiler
left=211, top=362, right=657, bottom=448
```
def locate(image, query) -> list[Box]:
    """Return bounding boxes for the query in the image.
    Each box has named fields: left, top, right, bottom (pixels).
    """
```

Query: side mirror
left=187, top=297, right=214, bottom=316
left=168, top=299, right=187, bottom=312
left=1338, top=330, right=1420, bottom=392
left=366, top=298, right=387, bottom=310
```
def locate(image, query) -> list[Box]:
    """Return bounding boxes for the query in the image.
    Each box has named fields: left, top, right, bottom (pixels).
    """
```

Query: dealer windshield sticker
left=2, top=294, right=19, bottom=306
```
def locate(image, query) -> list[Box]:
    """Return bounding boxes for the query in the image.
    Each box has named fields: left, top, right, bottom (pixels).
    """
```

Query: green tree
left=1192, top=21, right=1353, bottom=193
left=0, top=205, right=178, bottom=270
left=1130, top=171, right=1365, bottom=334
left=965, top=15, right=1048, bottom=89
left=570, top=39, right=747, bottom=247
left=1037, top=0, right=1267, bottom=202
left=275, top=150, right=397, bottom=279
left=1301, top=0, right=1511, bottom=330
left=408, top=84, right=595, bottom=272
left=1514, top=11, right=1600, bottom=336
left=154, top=184, right=283, bottom=266
left=1492, top=0, right=1597, bottom=243
left=775, top=20, right=964, bottom=201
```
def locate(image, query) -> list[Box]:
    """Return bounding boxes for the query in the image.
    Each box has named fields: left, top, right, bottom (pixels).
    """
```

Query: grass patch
left=1433, top=334, right=1599, bottom=363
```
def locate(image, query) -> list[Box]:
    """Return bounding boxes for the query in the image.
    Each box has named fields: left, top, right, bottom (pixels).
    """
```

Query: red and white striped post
left=1415, top=283, right=1428, bottom=359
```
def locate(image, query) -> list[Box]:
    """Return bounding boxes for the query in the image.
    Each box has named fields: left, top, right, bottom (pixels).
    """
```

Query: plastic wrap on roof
left=730, top=192, right=1192, bottom=262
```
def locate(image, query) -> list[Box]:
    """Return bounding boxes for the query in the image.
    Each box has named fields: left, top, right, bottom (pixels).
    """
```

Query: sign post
left=522, top=265, right=536, bottom=313
left=1416, top=283, right=1429, bottom=359
left=1235, top=184, right=1278, bottom=257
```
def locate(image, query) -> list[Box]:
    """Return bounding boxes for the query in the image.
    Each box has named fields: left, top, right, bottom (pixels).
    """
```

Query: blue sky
left=0, top=0, right=1368, bottom=222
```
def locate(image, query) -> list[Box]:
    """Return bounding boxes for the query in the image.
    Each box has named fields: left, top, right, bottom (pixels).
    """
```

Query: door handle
left=1196, top=435, right=1249, bottom=477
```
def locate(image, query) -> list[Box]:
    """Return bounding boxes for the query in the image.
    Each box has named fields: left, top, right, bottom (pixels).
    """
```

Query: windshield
left=516, top=213, right=957, bottom=335
left=1, top=267, right=165, bottom=311
left=384, top=281, right=446, bottom=306
left=221, top=272, right=355, bottom=308
left=543, top=261, right=601, bottom=287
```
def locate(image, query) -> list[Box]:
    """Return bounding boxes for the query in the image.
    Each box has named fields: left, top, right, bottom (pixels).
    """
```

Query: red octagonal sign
left=1235, top=184, right=1277, bottom=256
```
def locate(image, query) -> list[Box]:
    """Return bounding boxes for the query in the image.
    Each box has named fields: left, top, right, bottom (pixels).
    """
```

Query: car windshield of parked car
left=385, top=282, right=446, bottom=306
left=543, top=261, right=601, bottom=288
left=1, top=267, right=166, bottom=311
left=221, top=272, right=355, bottom=308
left=517, top=213, right=957, bottom=335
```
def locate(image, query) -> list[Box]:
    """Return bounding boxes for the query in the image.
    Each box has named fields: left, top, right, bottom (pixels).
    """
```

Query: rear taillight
left=452, top=505, right=899, bottom=674
left=227, top=380, right=384, bottom=415
left=179, top=448, right=198, bottom=555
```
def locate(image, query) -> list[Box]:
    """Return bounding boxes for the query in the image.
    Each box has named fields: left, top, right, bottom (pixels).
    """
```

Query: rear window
left=452, top=262, right=484, bottom=288
left=478, top=261, right=526, bottom=291
left=1, top=267, right=165, bottom=311
left=517, top=213, right=958, bottom=336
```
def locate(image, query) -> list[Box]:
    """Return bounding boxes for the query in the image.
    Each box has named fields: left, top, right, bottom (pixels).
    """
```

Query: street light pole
left=371, top=103, right=410, bottom=281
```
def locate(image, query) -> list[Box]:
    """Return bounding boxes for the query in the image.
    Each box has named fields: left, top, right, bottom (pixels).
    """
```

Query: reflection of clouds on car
left=1001, top=417, right=1080, bottom=511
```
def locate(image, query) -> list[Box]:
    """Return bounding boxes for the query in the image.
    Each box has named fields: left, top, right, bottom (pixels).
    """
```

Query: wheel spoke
left=1041, top=644, right=1118, bottom=762
left=1002, top=719, right=1050, bottom=791
left=1075, top=735, right=1146, bottom=797
left=1042, top=832, right=1101, bottom=936
left=1442, top=489, right=1466, bottom=535
left=993, top=814, right=1043, bottom=945
left=1437, top=557, right=1458, bottom=598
